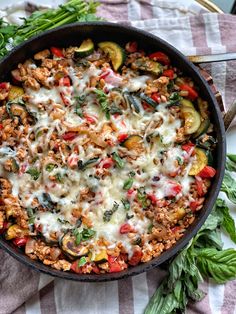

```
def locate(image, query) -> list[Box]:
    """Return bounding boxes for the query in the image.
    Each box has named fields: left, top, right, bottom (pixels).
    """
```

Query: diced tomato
left=166, top=182, right=182, bottom=197
left=92, top=265, right=100, bottom=274
left=195, top=176, right=204, bottom=196
left=171, top=226, right=181, bottom=233
left=59, top=77, right=71, bottom=87
left=197, top=166, right=216, bottom=178
left=71, top=260, right=82, bottom=273
left=62, top=132, right=78, bottom=141
left=128, top=248, right=142, bottom=266
left=0, top=82, right=9, bottom=89
left=125, top=41, right=138, bottom=53
left=179, top=84, right=198, bottom=101
left=120, top=223, right=133, bottom=234
left=163, top=69, right=174, bottom=79
left=108, top=256, right=122, bottom=273
left=0, top=221, right=8, bottom=235
left=106, top=139, right=115, bottom=147
left=13, top=237, right=28, bottom=247
left=127, top=189, right=135, bottom=197
left=148, top=51, right=170, bottom=65
left=50, top=47, right=64, bottom=58
left=117, top=133, right=128, bottom=143
left=147, top=193, right=157, bottom=205
left=101, top=157, right=114, bottom=169
left=190, top=200, right=201, bottom=211
left=182, top=142, right=195, bottom=155
left=151, top=92, right=160, bottom=103
left=84, top=114, right=97, bottom=124
left=68, top=154, right=79, bottom=168
left=0, top=124, right=3, bottom=130
left=142, top=102, right=153, bottom=112
left=100, top=70, right=110, bottom=80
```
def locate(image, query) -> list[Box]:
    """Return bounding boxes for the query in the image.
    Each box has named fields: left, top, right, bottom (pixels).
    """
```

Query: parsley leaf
left=26, top=167, right=40, bottom=180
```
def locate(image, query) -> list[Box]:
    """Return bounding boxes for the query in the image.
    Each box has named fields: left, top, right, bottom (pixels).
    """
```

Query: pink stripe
left=118, top=277, right=134, bottom=314
left=187, top=280, right=212, bottom=314
left=146, top=267, right=167, bottom=298
left=12, top=303, right=26, bottom=314
left=218, top=14, right=236, bottom=52
left=189, top=15, right=211, bottom=55
left=221, top=280, right=236, bottom=314
left=39, top=281, right=57, bottom=314
left=140, top=0, right=153, bottom=20
left=97, top=1, right=128, bottom=21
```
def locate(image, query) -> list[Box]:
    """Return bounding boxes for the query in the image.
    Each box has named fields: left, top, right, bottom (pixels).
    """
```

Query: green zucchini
left=189, top=148, right=208, bottom=176
left=61, top=232, right=89, bottom=258
left=193, top=119, right=210, bottom=138
left=180, top=102, right=201, bottom=135
left=74, top=39, right=94, bottom=58
left=180, top=99, right=195, bottom=109
left=139, top=92, right=157, bottom=108
left=132, top=58, right=163, bottom=76
left=124, top=92, right=141, bottom=113
left=98, top=41, right=126, bottom=71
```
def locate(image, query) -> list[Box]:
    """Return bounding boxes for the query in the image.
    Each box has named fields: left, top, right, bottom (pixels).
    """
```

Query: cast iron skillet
left=0, top=22, right=226, bottom=282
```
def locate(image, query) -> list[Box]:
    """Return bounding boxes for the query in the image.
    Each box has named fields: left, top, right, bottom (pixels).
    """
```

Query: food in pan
left=0, top=39, right=217, bottom=274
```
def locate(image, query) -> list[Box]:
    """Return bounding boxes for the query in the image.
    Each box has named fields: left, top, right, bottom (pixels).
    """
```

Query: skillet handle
left=223, top=99, right=236, bottom=131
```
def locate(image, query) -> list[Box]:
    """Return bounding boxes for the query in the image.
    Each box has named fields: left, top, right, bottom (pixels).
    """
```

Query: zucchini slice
left=180, top=99, right=195, bottom=109
left=8, top=86, right=24, bottom=101
left=61, top=232, right=88, bottom=258
left=139, top=92, right=157, bottom=108
left=92, top=249, right=108, bottom=263
left=132, top=58, right=163, bottom=76
left=180, top=103, right=201, bottom=135
left=193, top=119, right=210, bottom=138
left=5, top=224, right=28, bottom=240
left=189, top=148, right=208, bottom=176
left=98, top=41, right=126, bottom=71
left=123, top=135, right=143, bottom=151
left=74, top=39, right=94, bottom=58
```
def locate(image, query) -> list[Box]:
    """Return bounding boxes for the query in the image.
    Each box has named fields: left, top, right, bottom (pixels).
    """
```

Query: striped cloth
left=0, top=1, right=236, bottom=314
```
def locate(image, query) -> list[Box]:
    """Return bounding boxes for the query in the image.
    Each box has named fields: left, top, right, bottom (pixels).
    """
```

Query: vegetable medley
left=0, top=39, right=217, bottom=274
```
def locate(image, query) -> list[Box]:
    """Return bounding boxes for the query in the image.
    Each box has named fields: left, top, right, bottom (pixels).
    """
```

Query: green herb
left=78, top=256, right=87, bottom=267
left=78, top=157, right=99, bottom=170
left=103, top=202, right=119, bottom=222
left=74, top=94, right=86, bottom=117
left=123, top=178, right=134, bottom=190
left=57, top=218, right=70, bottom=224
left=26, top=167, right=40, bottom=180
left=148, top=223, right=153, bottom=233
left=160, top=92, right=182, bottom=107
left=176, top=156, right=183, bottom=165
left=226, top=154, right=236, bottom=172
left=75, top=232, right=82, bottom=245
left=45, top=163, right=57, bottom=172
left=112, top=152, right=124, bottom=168
left=227, top=154, right=236, bottom=163
left=221, top=172, right=236, bottom=204
left=121, top=199, right=130, bottom=211
left=0, top=0, right=100, bottom=59
left=41, top=192, right=56, bottom=211
left=73, top=227, right=96, bottom=245
left=126, top=213, right=134, bottom=220
left=94, top=89, right=110, bottom=119
left=137, top=187, right=149, bottom=208
left=27, top=208, right=35, bottom=225
left=55, top=172, right=63, bottom=183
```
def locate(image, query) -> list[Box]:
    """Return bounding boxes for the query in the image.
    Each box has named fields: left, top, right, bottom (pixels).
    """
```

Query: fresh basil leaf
left=195, top=248, right=236, bottom=283
left=26, top=167, right=40, bottom=180
left=123, top=178, right=134, bottom=190
left=78, top=256, right=87, bottom=267
left=75, top=232, right=82, bottom=245
left=45, top=163, right=57, bottom=172
left=78, top=157, right=99, bottom=170
left=55, top=172, right=63, bottom=183
left=221, top=172, right=236, bottom=204
left=82, top=228, right=96, bottom=240
left=121, top=199, right=130, bottom=211
left=112, top=152, right=124, bottom=168
left=227, top=154, right=236, bottom=163
left=94, top=89, right=110, bottom=119
left=215, top=198, right=236, bottom=243
left=103, top=202, right=119, bottom=222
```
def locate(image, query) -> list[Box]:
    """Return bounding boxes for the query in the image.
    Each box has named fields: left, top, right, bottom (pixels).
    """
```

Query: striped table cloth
left=0, top=1, right=236, bottom=314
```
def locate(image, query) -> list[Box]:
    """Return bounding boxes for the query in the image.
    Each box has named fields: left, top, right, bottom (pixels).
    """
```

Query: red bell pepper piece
left=62, top=132, right=78, bottom=141
left=147, top=193, right=157, bottom=205
left=13, top=237, right=28, bottom=247
left=148, top=51, right=170, bottom=65
left=120, top=223, right=133, bottom=234
left=71, top=261, right=82, bottom=273
left=179, top=84, right=198, bottom=101
left=50, top=47, right=64, bottom=58
left=182, top=142, right=195, bottom=155
left=195, top=176, right=204, bottom=197
left=102, top=157, right=114, bottom=169
left=92, top=265, right=100, bottom=274
left=0, top=124, right=3, bottom=130
left=190, top=200, right=201, bottom=212
left=117, top=133, right=128, bottom=143
left=163, top=69, right=174, bottom=79
left=197, top=166, right=216, bottom=178
left=108, top=256, right=122, bottom=273
left=128, top=248, right=142, bottom=266
left=84, top=114, right=97, bottom=124
left=166, top=182, right=182, bottom=197
left=59, top=77, right=71, bottom=87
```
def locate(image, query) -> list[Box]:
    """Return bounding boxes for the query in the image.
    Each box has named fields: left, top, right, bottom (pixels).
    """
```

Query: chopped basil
left=148, top=223, right=153, bottom=233
left=94, top=89, right=110, bottom=119
left=121, top=199, right=130, bottom=211
left=137, top=187, right=149, bottom=208
left=41, top=192, right=56, bottom=211
left=112, top=152, right=124, bottom=168
left=176, top=156, right=183, bottom=165
left=74, top=94, right=86, bottom=117
left=160, top=92, right=182, bottom=107
left=103, top=202, right=119, bottom=222
left=57, top=218, right=70, bottom=224
left=123, top=177, right=134, bottom=190
left=78, top=256, right=87, bottom=267
left=126, top=213, right=134, bottom=220
left=73, top=227, right=96, bottom=245
left=55, top=172, right=63, bottom=183
left=78, top=157, right=99, bottom=170
left=26, top=167, right=40, bottom=180
left=129, top=171, right=135, bottom=177
left=134, top=237, right=142, bottom=245
left=45, top=163, right=57, bottom=172
left=75, top=232, right=82, bottom=245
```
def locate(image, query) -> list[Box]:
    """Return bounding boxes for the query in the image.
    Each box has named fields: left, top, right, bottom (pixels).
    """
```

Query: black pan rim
left=0, top=21, right=226, bottom=282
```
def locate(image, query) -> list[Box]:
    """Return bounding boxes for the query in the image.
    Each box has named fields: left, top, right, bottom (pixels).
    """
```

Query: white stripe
left=208, top=280, right=225, bottom=314
left=128, top=0, right=141, bottom=21
left=203, top=13, right=227, bottom=103
left=132, top=273, right=149, bottom=314
left=38, top=274, right=54, bottom=290
left=25, top=292, right=41, bottom=314
left=54, top=279, right=119, bottom=314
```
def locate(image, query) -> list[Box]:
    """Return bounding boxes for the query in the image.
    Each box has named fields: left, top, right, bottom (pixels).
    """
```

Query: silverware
left=187, top=52, right=236, bottom=64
